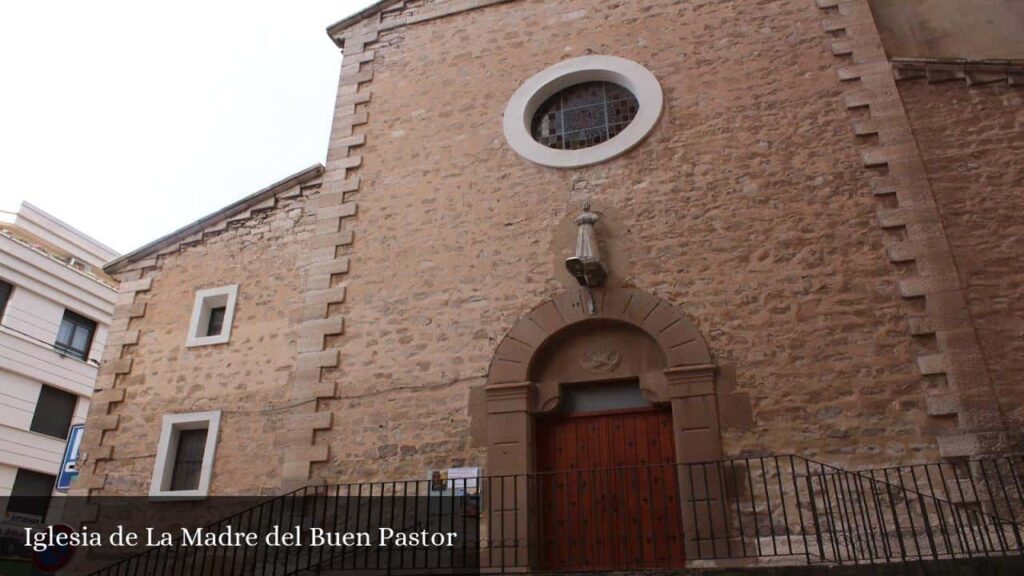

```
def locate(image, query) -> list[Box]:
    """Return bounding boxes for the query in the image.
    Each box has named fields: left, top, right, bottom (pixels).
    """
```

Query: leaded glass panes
left=531, top=81, right=639, bottom=150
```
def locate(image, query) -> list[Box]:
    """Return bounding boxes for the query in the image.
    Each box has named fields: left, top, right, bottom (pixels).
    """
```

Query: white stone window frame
left=185, top=284, right=238, bottom=348
left=502, top=55, right=664, bottom=169
left=149, top=410, right=221, bottom=498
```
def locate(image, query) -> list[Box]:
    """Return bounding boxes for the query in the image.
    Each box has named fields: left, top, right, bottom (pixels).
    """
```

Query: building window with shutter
left=186, top=285, right=238, bottom=347
left=29, top=385, right=77, bottom=439
left=0, top=279, right=12, bottom=321
left=149, top=411, right=221, bottom=497
left=6, top=469, right=57, bottom=520
left=54, top=309, right=96, bottom=360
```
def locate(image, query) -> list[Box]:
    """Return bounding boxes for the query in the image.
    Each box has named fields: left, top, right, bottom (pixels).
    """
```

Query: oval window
left=502, top=56, right=663, bottom=168
left=530, top=81, right=639, bottom=150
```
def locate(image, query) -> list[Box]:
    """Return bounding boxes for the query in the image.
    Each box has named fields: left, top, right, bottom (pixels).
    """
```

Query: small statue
left=565, top=201, right=607, bottom=287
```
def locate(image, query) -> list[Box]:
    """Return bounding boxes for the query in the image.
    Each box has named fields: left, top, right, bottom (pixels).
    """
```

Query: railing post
left=803, top=459, right=827, bottom=563
left=1003, top=455, right=1024, bottom=554
left=909, top=468, right=939, bottom=560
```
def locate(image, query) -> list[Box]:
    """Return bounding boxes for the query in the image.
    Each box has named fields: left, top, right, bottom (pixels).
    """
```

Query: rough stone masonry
left=77, top=0, right=1023, bottom=499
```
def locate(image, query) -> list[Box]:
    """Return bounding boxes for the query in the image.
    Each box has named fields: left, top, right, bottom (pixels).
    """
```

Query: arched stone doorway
left=480, top=287, right=751, bottom=567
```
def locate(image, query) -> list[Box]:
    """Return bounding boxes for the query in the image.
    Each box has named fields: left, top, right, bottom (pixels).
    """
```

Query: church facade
left=76, top=0, right=1023, bottom=571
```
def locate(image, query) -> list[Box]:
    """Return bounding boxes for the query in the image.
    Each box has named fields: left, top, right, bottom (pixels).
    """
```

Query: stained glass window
left=531, top=81, right=639, bottom=150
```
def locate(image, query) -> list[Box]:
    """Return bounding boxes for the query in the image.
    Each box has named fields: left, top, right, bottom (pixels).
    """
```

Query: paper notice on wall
left=446, top=467, right=478, bottom=494
left=428, top=467, right=479, bottom=496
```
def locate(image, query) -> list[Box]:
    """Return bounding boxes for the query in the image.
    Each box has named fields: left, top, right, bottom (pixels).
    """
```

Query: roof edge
left=892, top=57, right=1024, bottom=84
left=104, top=164, right=324, bottom=275
left=18, top=201, right=121, bottom=261
left=325, top=0, right=399, bottom=46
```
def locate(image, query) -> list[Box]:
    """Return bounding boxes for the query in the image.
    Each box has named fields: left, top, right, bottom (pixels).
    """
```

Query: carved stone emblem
left=581, top=348, right=622, bottom=373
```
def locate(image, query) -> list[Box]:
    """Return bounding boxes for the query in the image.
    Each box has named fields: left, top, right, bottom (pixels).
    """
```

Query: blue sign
left=56, top=424, right=84, bottom=492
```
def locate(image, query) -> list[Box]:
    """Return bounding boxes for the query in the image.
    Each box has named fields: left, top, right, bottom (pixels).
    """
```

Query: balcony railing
left=83, top=454, right=1024, bottom=575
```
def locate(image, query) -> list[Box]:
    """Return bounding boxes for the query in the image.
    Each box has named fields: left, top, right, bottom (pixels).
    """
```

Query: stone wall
left=312, top=0, right=942, bottom=485
left=868, top=0, right=1024, bottom=59
left=899, top=80, right=1024, bottom=431
left=78, top=0, right=1024, bottom=498
left=76, top=180, right=320, bottom=496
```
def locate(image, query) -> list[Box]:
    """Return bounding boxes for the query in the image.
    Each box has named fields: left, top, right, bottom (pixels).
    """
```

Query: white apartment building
left=0, top=202, right=117, bottom=519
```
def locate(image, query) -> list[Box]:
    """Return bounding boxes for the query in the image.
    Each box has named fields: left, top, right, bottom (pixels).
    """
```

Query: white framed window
left=149, top=411, right=221, bottom=498
left=502, top=55, right=664, bottom=168
left=185, top=285, right=238, bottom=347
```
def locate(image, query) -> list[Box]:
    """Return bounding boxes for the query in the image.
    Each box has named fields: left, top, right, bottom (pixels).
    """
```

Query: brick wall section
left=75, top=182, right=321, bottom=496
left=307, top=0, right=953, bottom=482
left=814, top=0, right=1019, bottom=457
left=898, top=80, right=1024, bottom=431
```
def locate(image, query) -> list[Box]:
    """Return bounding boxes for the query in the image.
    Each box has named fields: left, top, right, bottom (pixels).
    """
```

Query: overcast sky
left=0, top=0, right=376, bottom=254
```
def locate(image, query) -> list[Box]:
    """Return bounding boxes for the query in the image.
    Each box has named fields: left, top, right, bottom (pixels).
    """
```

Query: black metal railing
left=860, top=455, right=1024, bottom=525
left=84, top=454, right=1024, bottom=575
left=679, top=455, right=1024, bottom=565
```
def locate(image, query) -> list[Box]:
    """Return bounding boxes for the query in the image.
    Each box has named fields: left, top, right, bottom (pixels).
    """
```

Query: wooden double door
left=535, top=407, right=686, bottom=571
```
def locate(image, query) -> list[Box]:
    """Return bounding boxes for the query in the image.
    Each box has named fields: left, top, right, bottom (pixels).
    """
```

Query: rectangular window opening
left=54, top=310, right=96, bottom=361
left=206, top=306, right=226, bottom=337
left=150, top=411, right=220, bottom=497
left=186, top=285, right=237, bottom=347
left=170, top=428, right=209, bottom=491
left=560, top=380, right=652, bottom=414
left=29, top=385, right=77, bottom=439
left=6, top=469, right=56, bottom=519
left=0, top=279, right=12, bottom=321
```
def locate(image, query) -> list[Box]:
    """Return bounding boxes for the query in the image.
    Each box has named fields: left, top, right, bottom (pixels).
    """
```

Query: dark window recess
left=561, top=381, right=653, bottom=414
left=0, top=279, right=12, bottom=320
left=54, top=310, right=96, bottom=360
left=6, top=469, right=56, bottom=518
left=531, top=81, right=640, bottom=151
left=170, top=428, right=208, bottom=491
left=206, top=306, right=226, bottom=337
left=30, top=385, right=77, bottom=439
